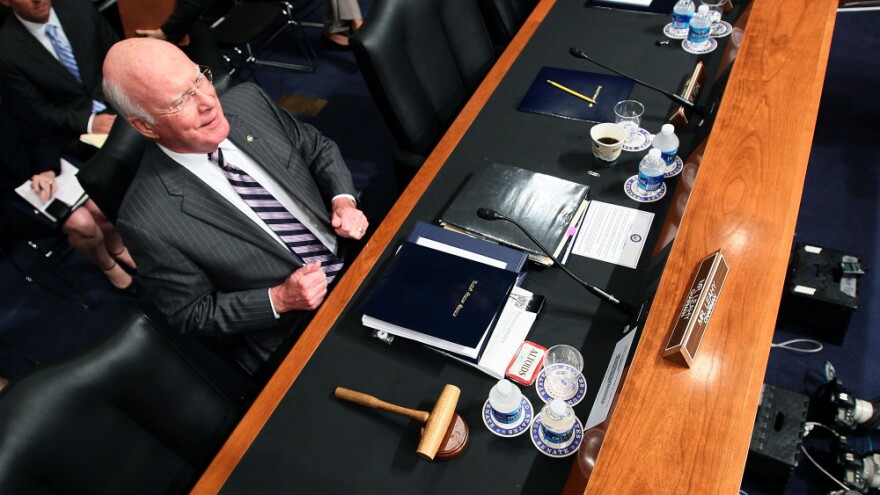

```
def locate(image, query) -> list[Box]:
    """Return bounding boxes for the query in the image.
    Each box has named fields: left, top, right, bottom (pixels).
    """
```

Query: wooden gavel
left=334, top=384, right=468, bottom=460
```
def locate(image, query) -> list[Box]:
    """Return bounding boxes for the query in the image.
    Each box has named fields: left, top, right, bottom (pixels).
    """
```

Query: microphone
left=476, top=208, right=633, bottom=315
left=569, top=47, right=704, bottom=114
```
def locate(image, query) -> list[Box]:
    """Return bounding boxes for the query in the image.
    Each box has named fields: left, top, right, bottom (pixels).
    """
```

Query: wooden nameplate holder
left=667, top=61, right=706, bottom=128
left=662, top=249, right=729, bottom=367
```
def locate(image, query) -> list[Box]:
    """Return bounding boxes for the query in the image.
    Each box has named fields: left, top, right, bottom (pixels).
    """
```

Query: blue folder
left=518, top=66, right=635, bottom=123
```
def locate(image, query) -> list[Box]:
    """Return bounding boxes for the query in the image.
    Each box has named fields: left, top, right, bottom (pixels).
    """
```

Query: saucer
left=482, top=396, right=534, bottom=437
left=663, top=23, right=688, bottom=40
left=530, top=414, right=584, bottom=458
left=624, top=175, right=667, bottom=203
left=535, top=364, right=587, bottom=406
left=710, top=20, right=733, bottom=38
left=664, top=155, right=684, bottom=178
left=682, top=37, right=718, bottom=55
left=622, top=128, right=653, bottom=152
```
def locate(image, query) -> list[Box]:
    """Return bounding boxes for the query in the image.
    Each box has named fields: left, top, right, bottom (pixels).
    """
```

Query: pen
left=546, top=80, right=597, bottom=104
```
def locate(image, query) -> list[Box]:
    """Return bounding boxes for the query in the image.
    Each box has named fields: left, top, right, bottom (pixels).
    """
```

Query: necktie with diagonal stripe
left=45, top=24, right=107, bottom=114
left=210, top=149, right=343, bottom=283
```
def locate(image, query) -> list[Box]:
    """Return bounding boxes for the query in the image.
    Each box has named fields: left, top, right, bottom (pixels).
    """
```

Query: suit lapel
left=151, top=150, right=299, bottom=266
left=54, top=4, right=95, bottom=92
left=6, top=18, right=75, bottom=85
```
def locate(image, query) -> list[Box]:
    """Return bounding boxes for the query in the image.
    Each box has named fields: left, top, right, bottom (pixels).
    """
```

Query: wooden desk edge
left=189, top=1, right=556, bottom=493
left=584, top=1, right=839, bottom=494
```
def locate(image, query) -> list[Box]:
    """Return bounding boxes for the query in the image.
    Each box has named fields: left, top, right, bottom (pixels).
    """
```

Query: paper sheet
left=571, top=201, right=653, bottom=269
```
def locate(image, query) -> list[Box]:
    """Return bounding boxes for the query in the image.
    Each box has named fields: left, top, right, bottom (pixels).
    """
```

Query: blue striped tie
left=210, top=150, right=343, bottom=283
left=45, top=24, right=106, bottom=114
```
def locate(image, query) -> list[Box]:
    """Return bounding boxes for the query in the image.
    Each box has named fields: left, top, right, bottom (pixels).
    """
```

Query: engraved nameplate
left=663, top=249, right=729, bottom=367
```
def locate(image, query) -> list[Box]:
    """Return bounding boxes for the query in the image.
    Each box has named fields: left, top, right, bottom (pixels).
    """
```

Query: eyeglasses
left=161, top=66, right=213, bottom=115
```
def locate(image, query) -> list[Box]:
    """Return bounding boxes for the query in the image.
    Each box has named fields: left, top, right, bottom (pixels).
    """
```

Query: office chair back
left=0, top=309, right=240, bottom=495
left=351, top=0, right=495, bottom=164
left=478, top=0, right=538, bottom=47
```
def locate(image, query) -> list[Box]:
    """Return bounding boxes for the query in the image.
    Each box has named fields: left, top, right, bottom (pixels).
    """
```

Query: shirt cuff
left=331, top=194, right=357, bottom=207
left=86, top=113, right=96, bottom=134
left=267, top=288, right=281, bottom=319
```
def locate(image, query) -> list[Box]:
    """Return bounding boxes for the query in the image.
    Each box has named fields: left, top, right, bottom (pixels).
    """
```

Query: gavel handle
left=334, top=387, right=431, bottom=423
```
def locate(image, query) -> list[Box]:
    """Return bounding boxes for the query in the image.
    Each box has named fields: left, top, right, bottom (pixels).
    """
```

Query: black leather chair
left=0, top=309, right=241, bottom=494
left=350, top=0, right=496, bottom=187
left=478, top=0, right=538, bottom=49
left=77, top=71, right=233, bottom=224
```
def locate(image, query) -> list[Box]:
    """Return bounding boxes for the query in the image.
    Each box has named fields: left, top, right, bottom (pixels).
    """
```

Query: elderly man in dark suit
left=0, top=0, right=118, bottom=156
left=102, top=38, right=369, bottom=371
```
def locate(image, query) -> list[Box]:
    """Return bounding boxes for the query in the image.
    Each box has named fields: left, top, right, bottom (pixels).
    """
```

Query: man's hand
left=269, top=263, right=329, bottom=313
left=135, top=28, right=168, bottom=40
left=331, top=197, right=368, bottom=240
left=30, top=170, right=57, bottom=203
left=92, top=113, right=116, bottom=134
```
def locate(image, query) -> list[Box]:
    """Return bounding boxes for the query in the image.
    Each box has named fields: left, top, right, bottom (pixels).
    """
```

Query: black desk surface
left=219, top=3, right=731, bottom=493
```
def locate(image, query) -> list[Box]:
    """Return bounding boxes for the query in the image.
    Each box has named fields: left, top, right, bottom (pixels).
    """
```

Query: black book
left=361, top=243, right=517, bottom=359
left=439, top=162, right=591, bottom=265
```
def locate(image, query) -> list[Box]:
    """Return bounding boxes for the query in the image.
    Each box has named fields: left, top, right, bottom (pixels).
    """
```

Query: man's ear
left=128, top=116, right=159, bottom=140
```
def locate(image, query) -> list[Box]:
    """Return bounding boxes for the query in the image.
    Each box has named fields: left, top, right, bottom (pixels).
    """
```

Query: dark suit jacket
left=0, top=0, right=118, bottom=138
left=116, top=83, right=358, bottom=363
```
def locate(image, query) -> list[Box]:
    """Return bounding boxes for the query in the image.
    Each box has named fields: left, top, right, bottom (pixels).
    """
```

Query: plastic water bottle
left=671, top=0, right=695, bottom=30
left=687, top=4, right=712, bottom=44
left=651, top=124, right=680, bottom=168
left=637, top=148, right=666, bottom=193
left=488, top=379, right=523, bottom=425
left=540, top=398, right=576, bottom=444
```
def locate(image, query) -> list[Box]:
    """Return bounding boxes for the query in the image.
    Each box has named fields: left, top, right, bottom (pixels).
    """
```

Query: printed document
left=571, top=201, right=653, bottom=269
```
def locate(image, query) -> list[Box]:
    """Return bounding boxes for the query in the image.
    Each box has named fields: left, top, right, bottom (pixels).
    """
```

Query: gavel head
left=416, top=384, right=465, bottom=460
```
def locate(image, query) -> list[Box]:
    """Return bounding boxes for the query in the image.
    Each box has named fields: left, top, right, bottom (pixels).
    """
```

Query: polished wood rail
left=192, top=0, right=839, bottom=492
left=584, top=0, right=839, bottom=493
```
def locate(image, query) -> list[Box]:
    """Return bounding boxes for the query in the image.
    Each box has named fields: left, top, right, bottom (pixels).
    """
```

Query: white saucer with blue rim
left=622, top=128, right=653, bottom=152
left=535, top=364, right=587, bottom=406
left=663, top=23, right=688, bottom=40
left=711, top=20, right=733, bottom=38
left=665, top=155, right=684, bottom=178
left=482, top=396, right=534, bottom=437
left=530, top=414, right=584, bottom=458
left=624, top=175, right=667, bottom=203
left=682, top=37, right=718, bottom=55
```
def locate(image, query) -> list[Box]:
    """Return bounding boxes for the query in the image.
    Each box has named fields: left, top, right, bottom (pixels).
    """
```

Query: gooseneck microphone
left=569, top=47, right=704, bottom=114
left=476, top=208, right=633, bottom=315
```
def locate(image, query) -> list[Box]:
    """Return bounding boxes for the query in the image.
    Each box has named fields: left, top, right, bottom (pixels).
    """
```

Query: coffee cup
left=590, top=123, right=626, bottom=166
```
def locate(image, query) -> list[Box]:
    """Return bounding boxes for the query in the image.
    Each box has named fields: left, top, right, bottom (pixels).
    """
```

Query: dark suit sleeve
left=0, top=81, right=62, bottom=181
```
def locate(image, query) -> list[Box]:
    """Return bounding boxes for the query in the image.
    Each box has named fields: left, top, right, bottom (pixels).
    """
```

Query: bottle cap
left=497, top=379, right=513, bottom=395
left=697, top=4, right=709, bottom=13
left=661, top=124, right=674, bottom=135
left=648, top=148, right=662, bottom=159
left=550, top=398, right=567, bottom=415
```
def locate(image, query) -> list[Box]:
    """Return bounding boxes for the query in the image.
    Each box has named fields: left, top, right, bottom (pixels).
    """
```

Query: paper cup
left=590, top=123, right=626, bottom=166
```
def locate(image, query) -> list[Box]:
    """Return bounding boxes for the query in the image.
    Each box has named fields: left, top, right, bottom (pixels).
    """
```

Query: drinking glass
left=542, top=345, right=584, bottom=400
left=613, top=100, right=644, bottom=136
left=699, top=0, right=724, bottom=25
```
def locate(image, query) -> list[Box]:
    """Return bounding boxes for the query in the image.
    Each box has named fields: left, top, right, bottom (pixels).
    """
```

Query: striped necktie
left=45, top=24, right=106, bottom=114
left=210, top=149, right=343, bottom=283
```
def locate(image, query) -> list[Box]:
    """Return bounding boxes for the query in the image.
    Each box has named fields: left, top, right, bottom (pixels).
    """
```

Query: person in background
left=322, top=0, right=363, bottom=49
left=0, top=0, right=118, bottom=160
left=0, top=78, right=137, bottom=291
left=103, top=38, right=368, bottom=372
left=133, top=0, right=225, bottom=71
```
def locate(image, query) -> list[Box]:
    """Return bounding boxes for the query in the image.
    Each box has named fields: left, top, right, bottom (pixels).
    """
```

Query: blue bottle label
left=491, top=406, right=523, bottom=425
left=541, top=423, right=574, bottom=444
left=688, top=24, right=710, bottom=43
left=672, top=12, right=693, bottom=30
left=661, top=148, right=678, bottom=166
left=638, top=171, right=664, bottom=192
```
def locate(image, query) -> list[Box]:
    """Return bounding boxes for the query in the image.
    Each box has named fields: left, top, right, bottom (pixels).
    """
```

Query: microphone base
left=667, top=61, right=706, bottom=128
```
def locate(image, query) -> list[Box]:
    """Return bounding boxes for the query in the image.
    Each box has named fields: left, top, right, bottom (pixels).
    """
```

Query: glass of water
left=613, top=100, right=644, bottom=136
left=542, top=345, right=584, bottom=401
left=699, top=0, right=724, bottom=25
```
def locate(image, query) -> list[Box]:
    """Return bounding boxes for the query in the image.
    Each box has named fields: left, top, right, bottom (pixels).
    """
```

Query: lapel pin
left=246, top=135, right=254, bottom=143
